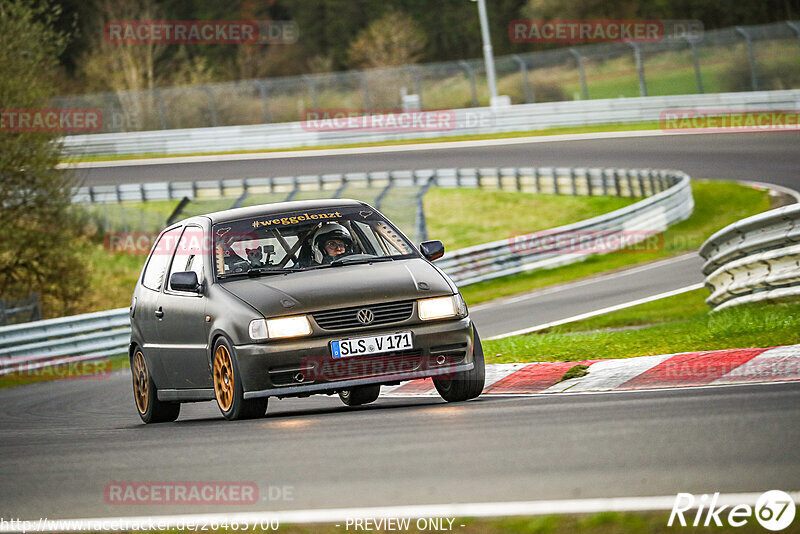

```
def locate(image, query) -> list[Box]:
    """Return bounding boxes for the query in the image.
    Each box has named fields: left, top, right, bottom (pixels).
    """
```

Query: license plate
left=331, top=331, right=413, bottom=358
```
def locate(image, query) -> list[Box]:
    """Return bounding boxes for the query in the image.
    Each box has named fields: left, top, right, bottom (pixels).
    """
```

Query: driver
left=311, top=223, right=355, bottom=264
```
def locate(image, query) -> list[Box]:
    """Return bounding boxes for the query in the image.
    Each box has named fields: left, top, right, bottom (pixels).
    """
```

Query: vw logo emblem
left=357, top=308, right=374, bottom=325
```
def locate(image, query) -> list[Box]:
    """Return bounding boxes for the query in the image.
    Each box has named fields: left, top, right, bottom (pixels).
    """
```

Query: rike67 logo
left=669, top=491, right=795, bottom=531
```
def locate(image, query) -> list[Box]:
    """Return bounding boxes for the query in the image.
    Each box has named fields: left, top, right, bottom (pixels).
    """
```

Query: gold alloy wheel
left=132, top=350, right=149, bottom=414
left=213, top=345, right=234, bottom=412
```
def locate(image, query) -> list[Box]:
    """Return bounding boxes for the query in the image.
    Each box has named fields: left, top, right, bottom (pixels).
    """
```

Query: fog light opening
left=294, top=372, right=305, bottom=383
left=436, top=355, right=447, bottom=365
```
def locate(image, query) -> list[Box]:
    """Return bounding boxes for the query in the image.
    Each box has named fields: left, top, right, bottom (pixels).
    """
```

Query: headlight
left=418, top=295, right=467, bottom=321
left=248, top=319, right=269, bottom=340
left=249, top=315, right=312, bottom=340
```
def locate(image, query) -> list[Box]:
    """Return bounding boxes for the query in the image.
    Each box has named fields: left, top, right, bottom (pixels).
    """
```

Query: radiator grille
left=312, top=300, right=414, bottom=331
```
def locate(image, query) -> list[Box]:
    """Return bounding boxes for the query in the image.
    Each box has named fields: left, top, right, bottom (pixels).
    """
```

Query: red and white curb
left=382, top=345, right=800, bottom=396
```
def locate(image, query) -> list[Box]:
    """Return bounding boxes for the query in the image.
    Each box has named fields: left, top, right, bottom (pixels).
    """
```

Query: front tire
left=433, top=328, right=485, bottom=402
left=131, top=348, right=180, bottom=424
left=339, top=384, right=381, bottom=406
left=213, top=337, right=268, bottom=421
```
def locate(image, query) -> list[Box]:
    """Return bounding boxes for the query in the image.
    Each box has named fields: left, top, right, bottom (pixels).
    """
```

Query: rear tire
left=339, top=384, right=381, bottom=406
left=131, top=348, right=180, bottom=424
left=433, top=328, right=485, bottom=402
left=213, top=338, right=268, bottom=421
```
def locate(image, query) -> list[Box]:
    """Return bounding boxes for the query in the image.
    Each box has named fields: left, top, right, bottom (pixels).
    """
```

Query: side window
left=169, top=226, right=206, bottom=292
left=142, top=227, right=182, bottom=291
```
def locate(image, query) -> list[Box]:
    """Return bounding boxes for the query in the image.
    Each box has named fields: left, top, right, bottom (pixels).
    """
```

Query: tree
left=347, top=10, right=427, bottom=69
left=0, top=0, right=89, bottom=316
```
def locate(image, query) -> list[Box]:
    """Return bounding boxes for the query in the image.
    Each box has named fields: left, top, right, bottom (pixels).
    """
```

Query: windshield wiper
left=247, top=267, right=295, bottom=276
left=329, top=256, right=395, bottom=266
left=218, top=267, right=295, bottom=279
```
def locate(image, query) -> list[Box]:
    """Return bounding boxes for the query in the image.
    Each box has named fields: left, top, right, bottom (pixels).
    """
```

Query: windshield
left=213, top=206, right=416, bottom=278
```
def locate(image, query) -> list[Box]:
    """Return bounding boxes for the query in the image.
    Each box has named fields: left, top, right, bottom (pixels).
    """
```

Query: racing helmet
left=311, top=223, right=354, bottom=263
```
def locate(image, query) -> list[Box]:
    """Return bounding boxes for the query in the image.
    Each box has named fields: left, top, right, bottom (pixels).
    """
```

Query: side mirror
left=170, top=271, right=201, bottom=293
left=419, top=240, right=445, bottom=261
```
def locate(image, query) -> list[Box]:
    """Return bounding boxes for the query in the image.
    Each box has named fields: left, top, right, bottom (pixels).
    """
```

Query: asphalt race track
left=472, top=253, right=703, bottom=339
left=1, top=374, right=798, bottom=519
left=75, top=131, right=800, bottom=190
left=1, top=131, right=797, bottom=521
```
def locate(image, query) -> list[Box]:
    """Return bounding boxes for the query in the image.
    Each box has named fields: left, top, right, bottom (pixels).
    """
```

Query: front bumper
left=235, top=317, right=474, bottom=398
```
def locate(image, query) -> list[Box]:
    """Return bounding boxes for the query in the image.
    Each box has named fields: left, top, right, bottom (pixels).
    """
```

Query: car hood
left=219, top=258, right=454, bottom=317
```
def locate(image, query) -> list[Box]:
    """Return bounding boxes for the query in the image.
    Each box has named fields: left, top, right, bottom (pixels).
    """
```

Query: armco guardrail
left=437, top=169, right=692, bottom=285
left=61, top=90, right=800, bottom=156
left=0, top=308, right=130, bottom=377
left=6, top=166, right=692, bottom=373
left=700, top=203, right=800, bottom=310
left=73, top=167, right=673, bottom=204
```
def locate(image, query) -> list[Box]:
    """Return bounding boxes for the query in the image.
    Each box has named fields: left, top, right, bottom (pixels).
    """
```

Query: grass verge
left=424, top=188, right=634, bottom=250
left=460, top=181, right=770, bottom=306
left=484, top=289, right=800, bottom=364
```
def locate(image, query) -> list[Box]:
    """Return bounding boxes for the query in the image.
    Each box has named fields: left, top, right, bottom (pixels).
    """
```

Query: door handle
left=154, top=307, right=164, bottom=318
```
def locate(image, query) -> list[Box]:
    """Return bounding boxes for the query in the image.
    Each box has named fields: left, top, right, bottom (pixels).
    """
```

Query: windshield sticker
left=359, top=210, right=373, bottom=218
left=215, top=227, right=231, bottom=238
left=251, top=211, right=343, bottom=228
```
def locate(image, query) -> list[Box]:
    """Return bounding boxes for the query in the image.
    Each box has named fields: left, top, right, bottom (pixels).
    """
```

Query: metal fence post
left=285, top=176, right=300, bottom=202
left=512, top=55, right=533, bottom=103
left=332, top=175, right=348, bottom=198
left=625, top=170, right=635, bottom=197
left=569, top=168, right=578, bottom=195
left=614, top=170, right=622, bottom=197
left=627, top=42, right=648, bottom=97
left=408, top=65, right=423, bottom=108
left=374, top=181, right=393, bottom=211
left=358, top=71, right=371, bottom=109
left=200, top=85, right=218, bottom=127
left=736, top=27, right=759, bottom=91
left=787, top=22, right=800, bottom=56
left=30, top=293, right=41, bottom=322
left=551, top=169, right=559, bottom=195
left=568, top=48, right=589, bottom=100
left=459, top=60, right=479, bottom=107
left=534, top=167, right=541, bottom=193
left=414, top=177, right=434, bottom=244
left=152, top=88, right=168, bottom=129
left=254, top=80, right=271, bottom=124
left=683, top=37, right=705, bottom=94
left=637, top=171, right=646, bottom=197
left=302, top=75, right=320, bottom=109
left=584, top=169, right=593, bottom=196
left=103, top=92, right=121, bottom=132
